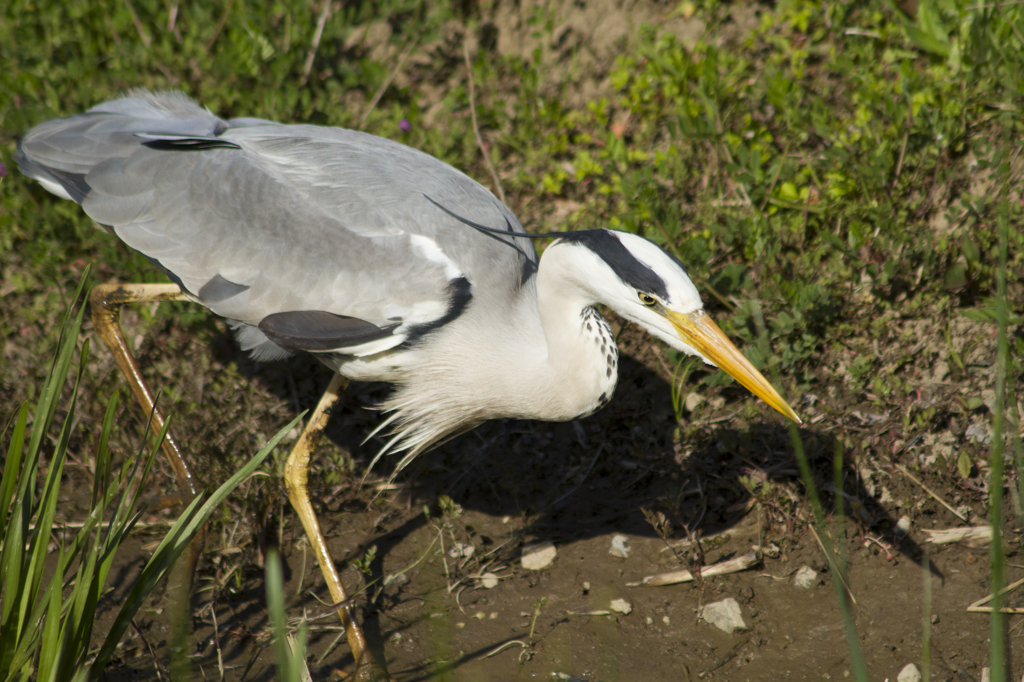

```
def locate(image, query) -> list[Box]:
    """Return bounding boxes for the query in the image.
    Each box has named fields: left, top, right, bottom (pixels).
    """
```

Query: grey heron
left=17, top=90, right=799, bottom=680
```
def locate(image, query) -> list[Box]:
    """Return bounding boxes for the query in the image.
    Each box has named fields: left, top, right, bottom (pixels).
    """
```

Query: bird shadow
left=213, top=332, right=939, bottom=582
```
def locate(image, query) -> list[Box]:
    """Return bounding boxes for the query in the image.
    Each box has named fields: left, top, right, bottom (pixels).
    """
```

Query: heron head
left=555, top=229, right=801, bottom=423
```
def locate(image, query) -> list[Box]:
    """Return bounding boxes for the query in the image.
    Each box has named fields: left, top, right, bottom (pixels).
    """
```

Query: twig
left=205, top=0, right=235, bottom=51
left=463, top=40, right=505, bottom=204
left=922, top=526, right=992, bottom=545
left=358, top=41, right=417, bottom=129
left=210, top=602, right=226, bottom=681
left=758, top=142, right=792, bottom=213
left=300, top=0, right=332, bottom=86
left=168, top=2, right=182, bottom=43
left=131, top=619, right=164, bottom=682
left=121, top=0, right=151, bottom=47
left=627, top=552, right=758, bottom=587
left=967, top=577, right=1024, bottom=613
left=893, top=102, right=911, bottom=190
left=895, top=463, right=969, bottom=523
left=485, top=640, right=528, bottom=658
left=844, top=28, right=882, bottom=38
left=808, top=524, right=858, bottom=606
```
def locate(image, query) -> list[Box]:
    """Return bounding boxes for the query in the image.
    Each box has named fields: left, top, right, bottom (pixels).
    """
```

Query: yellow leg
left=285, top=373, right=392, bottom=681
left=90, top=283, right=200, bottom=497
left=89, top=282, right=205, bottom=675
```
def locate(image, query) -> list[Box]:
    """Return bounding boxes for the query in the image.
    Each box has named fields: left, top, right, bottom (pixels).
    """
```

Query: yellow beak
left=667, top=309, right=801, bottom=424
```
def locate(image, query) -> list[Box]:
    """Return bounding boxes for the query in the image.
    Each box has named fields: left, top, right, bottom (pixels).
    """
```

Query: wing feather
left=17, top=91, right=538, bottom=359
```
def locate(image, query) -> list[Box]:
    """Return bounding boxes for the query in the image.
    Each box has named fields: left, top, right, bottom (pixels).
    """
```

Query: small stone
left=610, top=598, right=632, bottom=614
left=489, top=612, right=498, bottom=619
left=609, top=534, right=631, bottom=559
left=700, top=598, right=747, bottom=634
left=895, top=516, right=912, bottom=535
left=685, top=392, right=704, bottom=412
left=480, top=572, right=499, bottom=589
left=966, top=422, right=991, bottom=444
left=582, top=581, right=590, bottom=594
left=448, top=543, right=475, bottom=559
left=662, top=616, right=671, bottom=625
left=930, top=613, right=939, bottom=624
left=385, top=572, right=409, bottom=587
left=793, top=566, right=818, bottom=589
left=645, top=616, right=653, bottom=625
left=455, top=622, right=465, bottom=629
left=980, top=667, right=990, bottom=682
left=897, top=663, right=921, bottom=682
left=521, top=541, right=557, bottom=570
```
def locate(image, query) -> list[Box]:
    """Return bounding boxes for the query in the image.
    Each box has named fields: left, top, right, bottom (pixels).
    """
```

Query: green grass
left=1, top=0, right=1022, bottom=677
left=0, top=277, right=299, bottom=680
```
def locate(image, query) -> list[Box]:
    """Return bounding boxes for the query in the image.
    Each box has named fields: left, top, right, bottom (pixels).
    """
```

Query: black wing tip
left=141, top=137, right=242, bottom=151
left=258, top=310, right=399, bottom=352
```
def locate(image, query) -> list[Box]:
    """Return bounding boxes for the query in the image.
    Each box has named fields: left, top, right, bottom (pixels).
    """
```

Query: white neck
left=377, top=242, right=619, bottom=459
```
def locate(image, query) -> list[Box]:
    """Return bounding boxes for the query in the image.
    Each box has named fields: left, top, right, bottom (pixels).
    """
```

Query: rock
left=700, top=597, right=747, bottom=634
left=793, top=566, right=818, bottom=589
left=610, top=598, right=632, bottom=614
left=897, top=663, right=921, bottom=682
left=980, top=667, right=991, bottom=682
left=385, top=572, right=409, bottom=587
left=582, top=581, right=590, bottom=594
left=609, top=534, right=631, bottom=558
left=895, top=516, right=912, bottom=535
left=448, top=543, right=475, bottom=559
left=966, top=422, right=991, bottom=444
left=521, top=541, right=557, bottom=570
left=930, top=613, right=939, bottom=624
left=684, top=392, right=704, bottom=412
left=479, top=572, right=499, bottom=589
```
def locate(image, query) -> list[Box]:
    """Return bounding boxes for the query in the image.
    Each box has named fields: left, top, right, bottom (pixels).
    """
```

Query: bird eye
left=638, top=293, right=658, bottom=307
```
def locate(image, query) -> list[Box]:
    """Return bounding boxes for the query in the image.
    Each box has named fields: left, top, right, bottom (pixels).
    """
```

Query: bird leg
left=92, top=284, right=389, bottom=678
left=284, top=373, right=392, bottom=681
left=89, top=282, right=205, bottom=673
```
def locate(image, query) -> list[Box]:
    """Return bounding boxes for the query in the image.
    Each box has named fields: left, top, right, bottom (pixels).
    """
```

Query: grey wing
left=17, top=90, right=537, bottom=360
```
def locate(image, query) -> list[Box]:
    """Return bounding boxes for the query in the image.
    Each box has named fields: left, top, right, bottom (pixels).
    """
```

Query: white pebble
left=895, top=516, right=912, bottom=535
left=700, top=598, right=747, bottom=634
left=897, top=663, right=921, bottom=682
left=521, top=541, right=557, bottom=570
left=610, top=599, right=632, bottom=615
left=793, top=565, right=818, bottom=589
left=448, top=543, right=475, bottom=559
left=479, top=572, right=499, bottom=589
left=609, top=534, right=631, bottom=559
